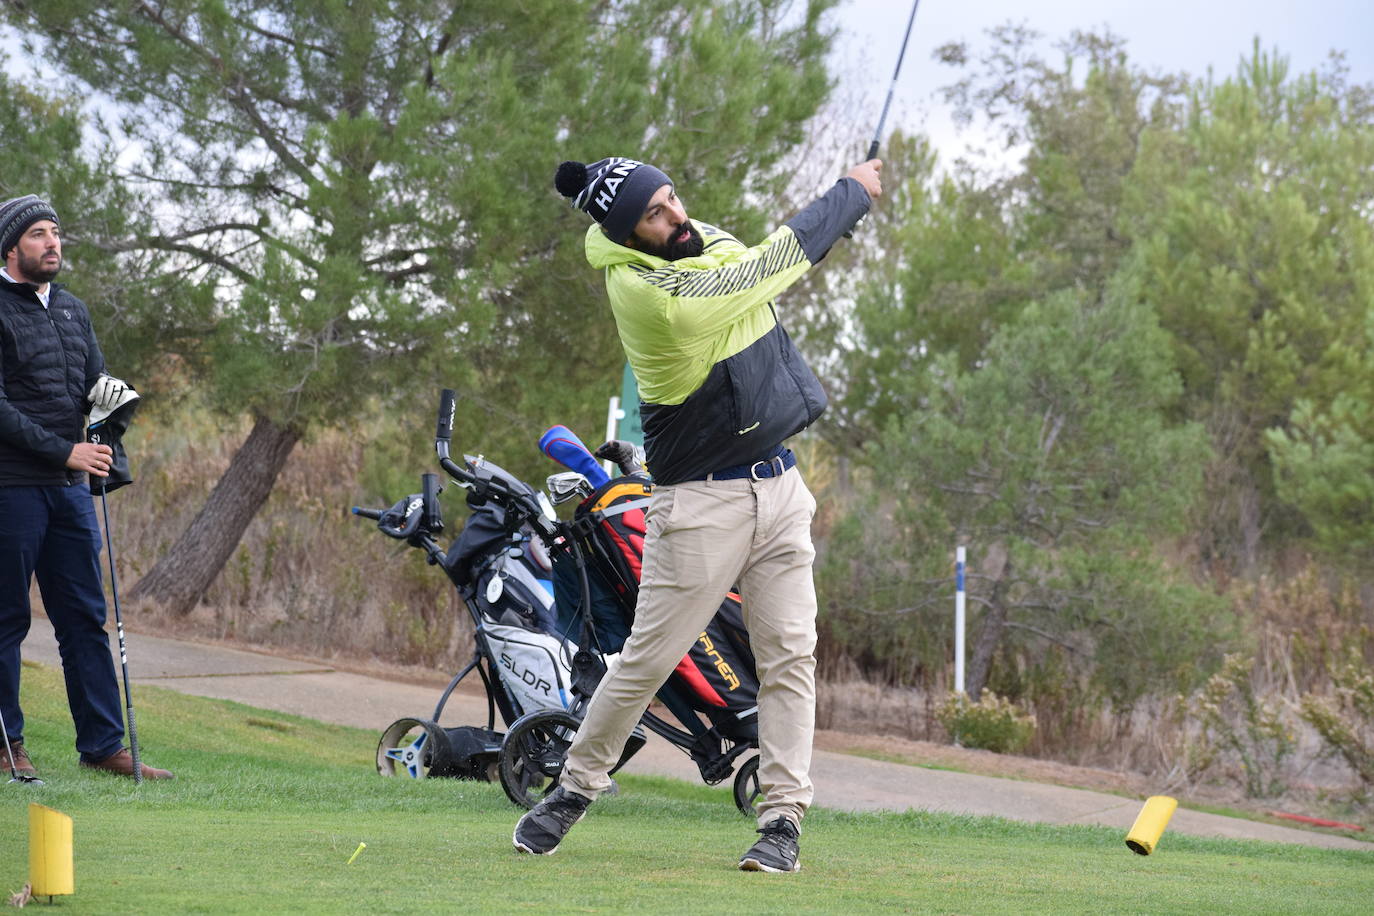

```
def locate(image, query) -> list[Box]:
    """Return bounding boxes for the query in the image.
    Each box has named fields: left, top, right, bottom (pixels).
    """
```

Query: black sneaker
left=513, top=786, right=592, bottom=855
left=738, top=817, right=801, bottom=873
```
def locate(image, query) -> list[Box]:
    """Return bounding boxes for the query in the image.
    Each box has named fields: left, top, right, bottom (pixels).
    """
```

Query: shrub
left=1184, top=654, right=1297, bottom=798
left=936, top=691, right=1036, bottom=754
left=1299, top=658, right=1374, bottom=790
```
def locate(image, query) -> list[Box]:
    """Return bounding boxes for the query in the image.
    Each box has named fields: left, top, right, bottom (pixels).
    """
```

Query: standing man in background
left=513, top=157, right=881, bottom=871
left=0, top=194, right=172, bottom=781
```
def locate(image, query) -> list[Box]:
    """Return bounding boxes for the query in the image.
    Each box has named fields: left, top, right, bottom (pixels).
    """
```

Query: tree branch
left=380, top=263, right=432, bottom=285
left=1004, top=620, right=1087, bottom=654
left=132, top=1, right=319, bottom=185
left=88, top=234, right=259, bottom=285
left=230, top=14, right=338, bottom=58
left=364, top=247, right=438, bottom=266
left=122, top=169, right=304, bottom=206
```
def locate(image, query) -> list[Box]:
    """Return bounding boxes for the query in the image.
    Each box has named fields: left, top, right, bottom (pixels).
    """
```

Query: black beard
left=636, top=222, right=704, bottom=261
left=16, top=248, right=61, bottom=284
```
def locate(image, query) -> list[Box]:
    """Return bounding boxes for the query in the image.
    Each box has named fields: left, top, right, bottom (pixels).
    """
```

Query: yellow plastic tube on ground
left=28, top=803, right=74, bottom=897
left=1125, top=795, right=1178, bottom=856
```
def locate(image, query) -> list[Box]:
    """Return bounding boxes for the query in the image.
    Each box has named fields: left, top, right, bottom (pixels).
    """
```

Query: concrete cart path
left=20, top=616, right=1371, bottom=852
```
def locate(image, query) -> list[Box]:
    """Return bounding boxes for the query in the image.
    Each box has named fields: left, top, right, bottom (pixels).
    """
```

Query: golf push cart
left=352, top=389, right=763, bottom=815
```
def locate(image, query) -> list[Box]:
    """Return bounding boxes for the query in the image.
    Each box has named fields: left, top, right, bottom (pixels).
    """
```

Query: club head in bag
left=86, top=387, right=141, bottom=495
left=547, top=471, right=592, bottom=506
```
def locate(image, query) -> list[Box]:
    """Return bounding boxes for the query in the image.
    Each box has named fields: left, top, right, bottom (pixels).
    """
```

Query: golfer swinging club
left=513, top=156, right=881, bottom=871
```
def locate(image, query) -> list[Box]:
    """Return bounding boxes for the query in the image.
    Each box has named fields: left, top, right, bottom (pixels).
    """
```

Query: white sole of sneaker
left=738, top=857, right=801, bottom=873
left=511, top=809, right=585, bottom=855
left=512, top=829, right=557, bottom=855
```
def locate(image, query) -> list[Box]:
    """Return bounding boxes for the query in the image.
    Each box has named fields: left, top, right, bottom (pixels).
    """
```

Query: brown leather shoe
left=2, top=741, right=37, bottom=777
left=80, top=747, right=174, bottom=780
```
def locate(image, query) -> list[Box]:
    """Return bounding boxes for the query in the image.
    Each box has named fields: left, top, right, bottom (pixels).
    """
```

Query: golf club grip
left=127, top=704, right=142, bottom=785
left=436, top=388, right=456, bottom=442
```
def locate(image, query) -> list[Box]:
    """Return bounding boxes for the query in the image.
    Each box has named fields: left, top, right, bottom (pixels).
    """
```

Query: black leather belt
left=701, top=447, right=796, bottom=481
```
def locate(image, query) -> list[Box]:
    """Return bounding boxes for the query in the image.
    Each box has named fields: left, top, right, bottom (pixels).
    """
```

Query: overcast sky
left=4, top=2, right=1368, bottom=171
left=834, top=0, right=1373, bottom=165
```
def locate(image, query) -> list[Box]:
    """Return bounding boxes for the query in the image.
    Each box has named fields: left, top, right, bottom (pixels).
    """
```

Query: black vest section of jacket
left=640, top=320, right=827, bottom=485
left=0, top=279, right=102, bottom=486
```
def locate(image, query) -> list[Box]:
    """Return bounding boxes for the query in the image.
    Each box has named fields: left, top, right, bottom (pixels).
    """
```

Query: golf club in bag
left=2, top=706, right=42, bottom=785
left=86, top=378, right=143, bottom=784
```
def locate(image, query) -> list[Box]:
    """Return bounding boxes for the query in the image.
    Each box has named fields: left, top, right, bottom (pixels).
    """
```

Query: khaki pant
left=560, top=465, right=819, bottom=829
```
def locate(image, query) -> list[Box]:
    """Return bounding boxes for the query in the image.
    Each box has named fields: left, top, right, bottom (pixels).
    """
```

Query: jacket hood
left=584, top=222, right=666, bottom=271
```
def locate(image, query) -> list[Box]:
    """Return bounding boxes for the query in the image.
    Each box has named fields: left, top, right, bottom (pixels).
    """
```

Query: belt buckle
left=749, top=455, right=786, bottom=481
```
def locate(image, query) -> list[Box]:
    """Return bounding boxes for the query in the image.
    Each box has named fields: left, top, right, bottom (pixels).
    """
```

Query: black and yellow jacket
left=586, top=177, right=871, bottom=484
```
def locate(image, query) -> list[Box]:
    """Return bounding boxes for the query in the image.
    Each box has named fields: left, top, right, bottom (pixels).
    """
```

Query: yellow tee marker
left=347, top=842, right=367, bottom=865
left=1126, top=796, right=1178, bottom=855
left=29, top=803, right=74, bottom=899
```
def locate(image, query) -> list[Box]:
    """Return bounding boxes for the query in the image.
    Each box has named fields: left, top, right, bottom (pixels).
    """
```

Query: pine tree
left=1127, top=46, right=1374, bottom=569
left=3, top=0, right=840, bottom=614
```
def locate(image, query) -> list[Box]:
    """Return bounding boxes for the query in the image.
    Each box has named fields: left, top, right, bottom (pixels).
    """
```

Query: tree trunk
left=965, top=557, right=1015, bottom=700
left=129, top=415, right=301, bottom=616
left=964, top=603, right=1006, bottom=702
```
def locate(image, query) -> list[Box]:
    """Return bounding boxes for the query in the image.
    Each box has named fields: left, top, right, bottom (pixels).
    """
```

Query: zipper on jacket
left=45, top=306, right=75, bottom=403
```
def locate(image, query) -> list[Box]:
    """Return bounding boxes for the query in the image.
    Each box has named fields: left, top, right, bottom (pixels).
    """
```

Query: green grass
left=4, top=664, right=1372, bottom=915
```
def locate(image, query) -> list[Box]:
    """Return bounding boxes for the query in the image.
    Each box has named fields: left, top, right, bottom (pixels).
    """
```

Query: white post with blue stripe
left=955, top=545, right=966, bottom=695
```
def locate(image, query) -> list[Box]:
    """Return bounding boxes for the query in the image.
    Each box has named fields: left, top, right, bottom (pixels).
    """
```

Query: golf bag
left=447, top=501, right=574, bottom=719
left=561, top=475, right=760, bottom=742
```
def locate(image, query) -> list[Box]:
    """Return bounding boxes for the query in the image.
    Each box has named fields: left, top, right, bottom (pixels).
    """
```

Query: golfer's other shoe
left=739, top=817, right=801, bottom=873
left=513, top=785, right=592, bottom=855
left=80, top=747, right=174, bottom=780
left=2, top=741, right=37, bottom=777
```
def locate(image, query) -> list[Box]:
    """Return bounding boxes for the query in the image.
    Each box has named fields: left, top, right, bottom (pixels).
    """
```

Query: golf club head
left=547, top=471, right=592, bottom=506
left=7, top=773, right=44, bottom=786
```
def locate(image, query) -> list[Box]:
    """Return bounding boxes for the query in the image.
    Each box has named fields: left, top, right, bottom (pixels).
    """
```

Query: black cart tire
left=499, top=709, right=581, bottom=809
left=376, top=717, right=451, bottom=779
left=733, top=754, right=761, bottom=816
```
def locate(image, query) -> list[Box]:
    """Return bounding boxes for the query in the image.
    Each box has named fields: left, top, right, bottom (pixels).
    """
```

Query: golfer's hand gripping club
left=843, top=158, right=884, bottom=238
left=67, top=441, right=113, bottom=476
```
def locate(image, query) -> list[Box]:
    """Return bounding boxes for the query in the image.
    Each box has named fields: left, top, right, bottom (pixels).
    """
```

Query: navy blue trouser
left=0, top=484, right=125, bottom=761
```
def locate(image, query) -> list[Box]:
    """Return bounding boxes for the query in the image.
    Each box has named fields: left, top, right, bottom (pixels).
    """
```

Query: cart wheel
left=733, top=754, right=761, bottom=816
left=377, top=717, right=451, bottom=779
left=499, top=709, right=581, bottom=809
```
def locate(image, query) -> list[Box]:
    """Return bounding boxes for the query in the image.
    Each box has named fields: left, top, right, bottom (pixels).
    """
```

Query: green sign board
left=617, top=363, right=644, bottom=446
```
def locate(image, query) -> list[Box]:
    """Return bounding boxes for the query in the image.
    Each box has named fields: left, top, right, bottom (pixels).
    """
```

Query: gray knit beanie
left=0, top=195, right=60, bottom=257
left=554, top=159, right=673, bottom=245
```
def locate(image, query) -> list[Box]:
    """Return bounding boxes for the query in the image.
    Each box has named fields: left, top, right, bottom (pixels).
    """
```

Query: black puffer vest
left=0, top=278, right=103, bottom=485
left=640, top=318, right=827, bottom=485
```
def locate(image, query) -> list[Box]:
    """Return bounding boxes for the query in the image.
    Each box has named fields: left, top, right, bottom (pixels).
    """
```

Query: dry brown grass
left=813, top=565, right=1374, bottom=825
left=98, top=407, right=476, bottom=672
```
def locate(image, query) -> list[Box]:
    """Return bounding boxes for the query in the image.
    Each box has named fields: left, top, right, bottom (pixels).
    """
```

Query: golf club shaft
left=100, top=487, right=142, bottom=785
left=0, top=705, right=18, bottom=781
left=867, top=0, right=921, bottom=161
left=845, top=0, right=921, bottom=240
